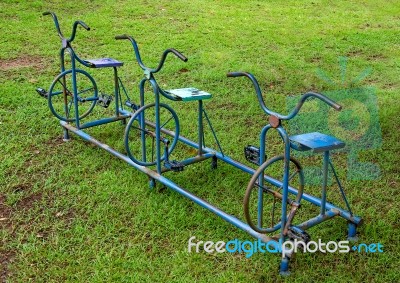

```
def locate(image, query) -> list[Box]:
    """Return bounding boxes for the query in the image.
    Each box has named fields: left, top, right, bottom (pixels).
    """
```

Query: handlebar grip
left=169, top=48, right=188, bottom=62
left=319, top=92, right=342, bottom=111
left=42, top=11, right=51, bottom=16
left=330, top=101, right=342, bottom=111
left=78, top=21, right=90, bottom=31
left=115, top=34, right=129, bottom=40
left=227, top=71, right=250, bottom=78
left=307, top=92, right=342, bottom=111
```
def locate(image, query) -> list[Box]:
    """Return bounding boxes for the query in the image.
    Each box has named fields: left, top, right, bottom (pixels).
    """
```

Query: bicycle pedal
left=164, top=160, right=185, bottom=172
left=36, top=87, right=48, bottom=98
left=244, top=145, right=266, bottom=165
left=98, top=93, right=113, bottom=108
left=287, top=227, right=311, bottom=243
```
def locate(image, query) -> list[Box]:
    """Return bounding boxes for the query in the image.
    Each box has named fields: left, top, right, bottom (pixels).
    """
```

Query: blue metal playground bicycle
left=38, top=12, right=362, bottom=275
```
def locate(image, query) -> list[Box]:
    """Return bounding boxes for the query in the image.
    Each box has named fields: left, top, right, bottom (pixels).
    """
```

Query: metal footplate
left=36, top=87, right=48, bottom=98
left=287, top=226, right=311, bottom=243
left=97, top=93, right=113, bottom=108
left=244, top=145, right=266, bottom=165
left=164, top=160, right=185, bottom=172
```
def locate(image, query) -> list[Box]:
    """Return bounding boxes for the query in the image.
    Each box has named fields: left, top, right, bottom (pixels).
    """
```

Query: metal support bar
left=79, top=114, right=131, bottom=129
left=114, top=67, right=120, bottom=117
left=118, top=108, right=362, bottom=225
left=296, top=209, right=339, bottom=231
left=60, top=121, right=273, bottom=243
left=329, top=159, right=353, bottom=215
left=321, top=151, right=329, bottom=215
left=161, top=153, right=214, bottom=173
left=203, top=108, right=225, bottom=156
left=198, top=100, right=203, bottom=156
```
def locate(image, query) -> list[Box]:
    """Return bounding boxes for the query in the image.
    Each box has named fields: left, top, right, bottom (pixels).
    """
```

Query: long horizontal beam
left=61, top=121, right=274, bottom=243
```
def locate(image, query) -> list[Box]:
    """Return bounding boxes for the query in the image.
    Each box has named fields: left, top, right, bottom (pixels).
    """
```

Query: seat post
left=198, top=99, right=203, bottom=156
left=321, top=150, right=330, bottom=215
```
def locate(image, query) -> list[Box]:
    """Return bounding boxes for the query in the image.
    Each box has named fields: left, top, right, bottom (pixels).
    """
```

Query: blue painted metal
left=198, top=99, right=204, bottom=156
left=161, top=153, right=214, bottom=173
left=348, top=222, right=358, bottom=241
left=118, top=115, right=362, bottom=226
left=202, top=109, right=225, bottom=156
left=166, top=88, right=212, bottom=101
left=114, top=67, right=120, bottom=117
left=280, top=257, right=290, bottom=276
left=154, top=82, right=162, bottom=173
left=60, top=121, right=273, bottom=243
left=79, top=115, right=130, bottom=129
left=43, top=12, right=125, bottom=130
left=290, top=132, right=345, bottom=153
left=47, top=68, right=98, bottom=122
left=321, top=151, right=330, bottom=215
left=84, top=58, right=123, bottom=68
left=296, top=209, right=339, bottom=230
left=71, top=54, right=80, bottom=128
left=329, top=159, right=353, bottom=215
left=227, top=72, right=341, bottom=119
left=124, top=102, right=180, bottom=167
left=41, top=15, right=363, bottom=275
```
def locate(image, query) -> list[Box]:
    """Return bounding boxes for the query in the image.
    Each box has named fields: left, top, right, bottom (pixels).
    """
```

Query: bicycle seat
left=289, top=132, right=345, bottom=153
left=165, top=87, right=212, bottom=101
left=84, top=58, right=123, bottom=68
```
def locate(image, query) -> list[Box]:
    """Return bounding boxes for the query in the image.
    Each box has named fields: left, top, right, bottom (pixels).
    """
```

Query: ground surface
left=0, top=1, right=399, bottom=282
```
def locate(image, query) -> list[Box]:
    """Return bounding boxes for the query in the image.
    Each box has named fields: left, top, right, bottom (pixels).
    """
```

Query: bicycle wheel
left=124, top=103, right=179, bottom=166
left=48, top=69, right=98, bottom=122
left=244, top=155, right=304, bottom=234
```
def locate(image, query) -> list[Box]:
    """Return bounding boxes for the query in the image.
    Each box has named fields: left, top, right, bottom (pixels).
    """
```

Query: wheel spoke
left=49, top=70, right=97, bottom=122
left=271, top=197, right=276, bottom=227
left=57, top=79, right=73, bottom=97
left=77, top=87, right=95, bottom=96
left=125, top=103, right=179, bottom=167
left=253, top=182, right=275, bottom=195
left=151, top=137, right=155, bottom=163
left=67, top=99, right=73, bottom=118
left=131, top=125, right=154, bottom=136
left=243, top=156, right=304, bottom=233
left=160, top=116, right=173, bottom=130
left=276, top=171, right=299, bottom=192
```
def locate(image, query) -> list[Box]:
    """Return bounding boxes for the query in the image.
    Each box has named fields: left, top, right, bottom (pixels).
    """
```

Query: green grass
left=1, top=0, right=399, bottom=282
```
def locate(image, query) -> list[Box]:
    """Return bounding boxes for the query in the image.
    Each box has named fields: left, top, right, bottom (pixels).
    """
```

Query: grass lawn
left=1, top=0, right=399, bottom=282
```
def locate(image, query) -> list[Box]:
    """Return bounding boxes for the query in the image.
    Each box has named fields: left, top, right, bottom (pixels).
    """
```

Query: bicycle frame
left=43, top=12, right=129, bottom=139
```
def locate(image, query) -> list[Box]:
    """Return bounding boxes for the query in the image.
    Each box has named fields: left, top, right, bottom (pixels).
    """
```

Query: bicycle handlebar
left=167, top=48, right=188, bottom=63
left=43, top=11, right=64, bottom=39
left=115, top=34, right=187, bottom=73
left=69, top=20, right=90, bottom=42
left=227, top=71, right=342, bottom=120
left=43, top=11, right=90, bottom=43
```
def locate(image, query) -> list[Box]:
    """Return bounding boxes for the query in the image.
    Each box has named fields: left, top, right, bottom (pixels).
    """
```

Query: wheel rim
left=124, top=103, right=180, bottom=166
left=48, top=69, right=98, bottom=122
left=244, top=155, right=304, bottom=234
